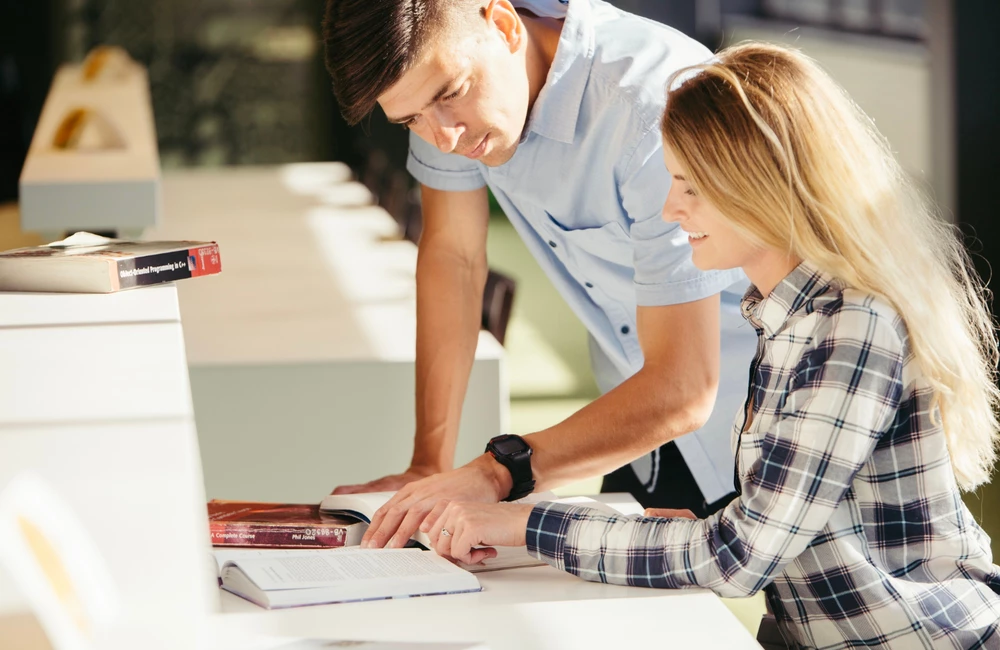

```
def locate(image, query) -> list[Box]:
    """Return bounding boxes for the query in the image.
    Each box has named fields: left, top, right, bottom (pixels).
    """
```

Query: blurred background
left=1, top=0, right=997, bottom=635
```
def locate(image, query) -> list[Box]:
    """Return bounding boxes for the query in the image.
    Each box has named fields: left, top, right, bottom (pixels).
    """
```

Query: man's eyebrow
left=385, top=79, right=457, bottom=124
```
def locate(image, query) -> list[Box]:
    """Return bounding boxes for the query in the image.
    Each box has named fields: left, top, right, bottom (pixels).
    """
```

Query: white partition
left=0, top=286, right=218, bottom=649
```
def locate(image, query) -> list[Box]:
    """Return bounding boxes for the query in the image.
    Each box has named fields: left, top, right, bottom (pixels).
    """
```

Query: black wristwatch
left=485, top=434, right=535, bottom=502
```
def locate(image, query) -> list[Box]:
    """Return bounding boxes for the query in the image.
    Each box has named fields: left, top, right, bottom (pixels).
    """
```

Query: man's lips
left=462, top=134, right=489, bottom=159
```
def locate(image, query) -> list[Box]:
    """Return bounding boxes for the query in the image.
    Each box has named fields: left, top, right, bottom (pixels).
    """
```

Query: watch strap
left=486, top=435, right=535, bottom=502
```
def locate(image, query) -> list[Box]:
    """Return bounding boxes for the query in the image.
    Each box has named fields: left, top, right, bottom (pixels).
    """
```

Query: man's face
left=377, top=5, right=531, bottom=167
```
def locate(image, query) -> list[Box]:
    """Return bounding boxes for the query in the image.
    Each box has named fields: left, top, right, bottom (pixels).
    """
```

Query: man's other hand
left=331, top=467, right=437, bottom=495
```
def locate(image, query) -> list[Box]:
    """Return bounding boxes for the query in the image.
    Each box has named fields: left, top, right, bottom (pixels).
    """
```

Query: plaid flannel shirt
left=527, top=262, right=1000, bottom=649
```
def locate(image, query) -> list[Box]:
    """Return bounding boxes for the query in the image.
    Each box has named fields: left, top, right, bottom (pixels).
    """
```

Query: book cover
left=0, top=232, right=221, bottom=293
left=208, top=500, right=362, bottom=549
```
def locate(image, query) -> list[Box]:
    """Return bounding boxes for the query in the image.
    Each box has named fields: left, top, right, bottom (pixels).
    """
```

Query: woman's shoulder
left=810, top=286, right=908, bottom=354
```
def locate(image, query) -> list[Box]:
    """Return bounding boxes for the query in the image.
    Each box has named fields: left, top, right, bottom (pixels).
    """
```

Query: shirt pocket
left=545, top=212, right=634, bottom=269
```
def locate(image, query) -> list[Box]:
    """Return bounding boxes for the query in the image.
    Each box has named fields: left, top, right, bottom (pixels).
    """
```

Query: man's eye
left=443, top=86, right=464, bottom=102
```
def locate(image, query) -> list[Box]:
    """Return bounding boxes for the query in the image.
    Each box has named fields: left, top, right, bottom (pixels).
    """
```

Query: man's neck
left=520, top=13, right=563, bottom=117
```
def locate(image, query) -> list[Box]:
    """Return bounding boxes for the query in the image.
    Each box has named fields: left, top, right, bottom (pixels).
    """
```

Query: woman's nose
left=662, top=192, right=684, bottom=224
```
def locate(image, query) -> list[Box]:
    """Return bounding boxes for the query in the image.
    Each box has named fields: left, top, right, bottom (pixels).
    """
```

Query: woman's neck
left=744, top=250, right=804, bottom=297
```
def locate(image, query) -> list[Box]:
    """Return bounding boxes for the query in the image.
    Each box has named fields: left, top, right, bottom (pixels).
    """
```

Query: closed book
left=0, top=232, right=221, bottom=293
left=208, top=500, right=364, bottom=549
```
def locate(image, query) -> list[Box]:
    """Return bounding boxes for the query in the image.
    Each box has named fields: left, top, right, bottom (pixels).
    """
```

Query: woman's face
left=660, top=145, right=759, bottom=272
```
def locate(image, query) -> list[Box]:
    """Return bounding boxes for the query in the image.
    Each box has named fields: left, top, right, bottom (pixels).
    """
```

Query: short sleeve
left=405, top=130, right=487, bottom=192
left=621, top=127, right=744, bottom=306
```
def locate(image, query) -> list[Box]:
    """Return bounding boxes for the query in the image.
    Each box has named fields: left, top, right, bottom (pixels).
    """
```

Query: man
left=323, top=0, right=757, bottom=549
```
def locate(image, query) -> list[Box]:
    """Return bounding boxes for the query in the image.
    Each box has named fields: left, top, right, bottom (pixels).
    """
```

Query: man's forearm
left=410, top=245, right=487, bottom=473
left=525, top=364, right=717, bottom=491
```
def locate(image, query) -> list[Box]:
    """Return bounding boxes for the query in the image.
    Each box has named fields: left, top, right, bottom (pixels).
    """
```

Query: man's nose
left=430, top=114, right=465, bottom=154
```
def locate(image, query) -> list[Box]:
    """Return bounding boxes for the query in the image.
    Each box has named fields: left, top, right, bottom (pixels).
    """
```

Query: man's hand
left=331, top=467, right=436, bottom=495
left=425, top=501, right=535, bottom=565
left=360, top=454, right=511, bottom=549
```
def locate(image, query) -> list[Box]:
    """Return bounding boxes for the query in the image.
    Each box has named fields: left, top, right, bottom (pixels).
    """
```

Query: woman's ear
left=484, top=0, right=524, bottom=52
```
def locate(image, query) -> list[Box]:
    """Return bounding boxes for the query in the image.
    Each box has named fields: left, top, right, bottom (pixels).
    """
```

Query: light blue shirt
left=406, top=0, right=757, bottom=504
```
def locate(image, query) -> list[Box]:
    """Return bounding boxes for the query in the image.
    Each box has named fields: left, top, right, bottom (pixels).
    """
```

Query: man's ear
left=484, top=0, right=524, bottom=52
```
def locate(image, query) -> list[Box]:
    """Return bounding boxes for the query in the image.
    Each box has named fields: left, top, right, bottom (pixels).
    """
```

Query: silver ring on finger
left=441, top=528, right=452, bottom=537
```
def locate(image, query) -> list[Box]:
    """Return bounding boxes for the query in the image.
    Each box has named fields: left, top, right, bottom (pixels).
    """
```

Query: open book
left=218, top=547, right=481, bottom=609
left=319, top=491, right=550, bottom=572
left=317, top=491, right=639, bottom=573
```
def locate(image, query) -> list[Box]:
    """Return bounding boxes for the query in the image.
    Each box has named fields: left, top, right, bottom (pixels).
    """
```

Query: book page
left=212, top=547, right=363, bottom=578
left=228, top=548, right=469, bottom=591
left=318, top=492, right=392, bottom=523
left=319, top=492, right=433, bottom=547
left=460, top=545, right=544, bottom=573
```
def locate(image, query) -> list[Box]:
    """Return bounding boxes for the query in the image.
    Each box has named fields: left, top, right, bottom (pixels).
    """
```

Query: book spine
left=209, top=523, right=348, bottom=548
left=115, top=243, right=222, bottom=290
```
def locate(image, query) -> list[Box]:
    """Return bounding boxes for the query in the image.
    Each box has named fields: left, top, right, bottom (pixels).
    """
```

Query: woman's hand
left=423, top=501, right=535, bottom=565
left=644, top=508, right=697, bottom=520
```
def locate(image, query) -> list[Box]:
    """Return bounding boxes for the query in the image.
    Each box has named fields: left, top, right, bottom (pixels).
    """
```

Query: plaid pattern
left=527, top=262, right=1000, bottom=649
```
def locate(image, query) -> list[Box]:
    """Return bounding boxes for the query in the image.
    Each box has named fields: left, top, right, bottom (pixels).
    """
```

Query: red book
left=207, top=500, right=364, bottom=549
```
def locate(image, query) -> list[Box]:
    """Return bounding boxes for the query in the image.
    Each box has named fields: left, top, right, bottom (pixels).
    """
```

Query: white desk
left=0, top=286, right=219, bottom=649
left=213, top=564, right=760, bottom=649
left=146, top=165, right=508, bottom=503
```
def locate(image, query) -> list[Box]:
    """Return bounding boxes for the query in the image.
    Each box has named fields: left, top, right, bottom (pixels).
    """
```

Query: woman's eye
left=685, top=189, right=696, bottom=197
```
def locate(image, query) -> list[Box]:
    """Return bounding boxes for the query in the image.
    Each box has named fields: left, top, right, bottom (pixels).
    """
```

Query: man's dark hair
left=323, top=0, right=474, bottom=125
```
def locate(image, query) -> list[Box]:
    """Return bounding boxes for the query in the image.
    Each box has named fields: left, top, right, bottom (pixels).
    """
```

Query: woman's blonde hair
left=662, top=42, right=999, bottom=490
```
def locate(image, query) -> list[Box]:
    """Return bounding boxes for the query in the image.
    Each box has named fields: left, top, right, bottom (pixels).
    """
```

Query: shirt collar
left=741, top=261, right=838, bottom=338
left=525, top=0, right=596, bottom=145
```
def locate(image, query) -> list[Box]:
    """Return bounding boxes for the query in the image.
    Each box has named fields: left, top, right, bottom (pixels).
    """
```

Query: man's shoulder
left=586, top=2, right=713, bottom=125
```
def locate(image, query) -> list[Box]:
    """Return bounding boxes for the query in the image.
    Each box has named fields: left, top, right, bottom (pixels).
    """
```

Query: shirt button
left=620, top=325, right=630, bottom=335
left=585, top=282, right=593, bottom=288
left=548, top=241, right=557, bottom=248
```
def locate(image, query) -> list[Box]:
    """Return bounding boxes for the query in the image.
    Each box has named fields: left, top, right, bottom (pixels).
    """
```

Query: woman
left=419, top=43, right=1000, bottom=648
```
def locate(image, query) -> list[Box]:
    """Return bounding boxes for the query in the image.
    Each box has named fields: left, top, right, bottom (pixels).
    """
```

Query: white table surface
left=213, top=564, right=761, bottom=650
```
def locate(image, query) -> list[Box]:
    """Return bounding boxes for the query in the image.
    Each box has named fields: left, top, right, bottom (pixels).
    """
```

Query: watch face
left=493, top=437, right=527, bottom=455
